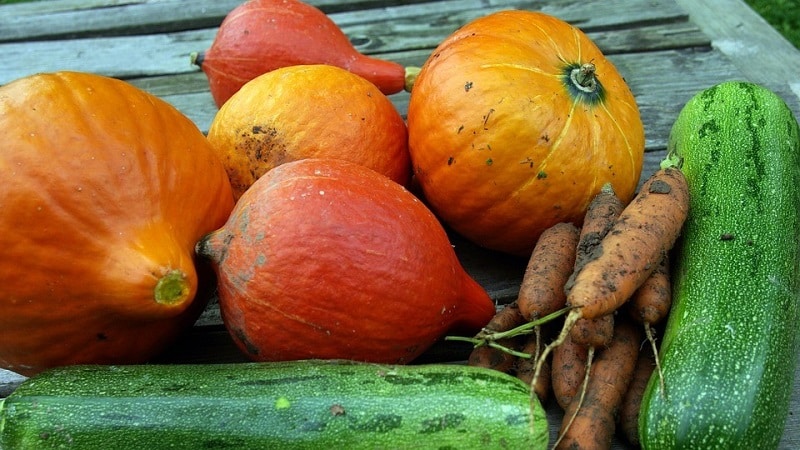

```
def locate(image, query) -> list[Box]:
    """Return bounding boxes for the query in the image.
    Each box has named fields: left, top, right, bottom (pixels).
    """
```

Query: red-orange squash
left=193, top=0, right=411, bottom=108
left=407, top=10, right=645, bottom=256
left=0, top=71, right=235, bottom=377
left=196, top=158, right=496, bottom=364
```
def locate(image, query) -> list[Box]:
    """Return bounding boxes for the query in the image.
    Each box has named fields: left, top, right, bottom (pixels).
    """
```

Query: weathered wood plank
left=0, top=0, right=704, bottom=87
left=0, top=0, right=430, bottom=41
left=0, top=0, right=146, bottom=17
left=0, top=0, right=688, bottom=43
left=674, top=0, right=800, bottom=106
left=0, top=21, right=701, bottom=88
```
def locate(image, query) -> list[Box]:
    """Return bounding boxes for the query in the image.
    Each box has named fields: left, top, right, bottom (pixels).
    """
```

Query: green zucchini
left=0, top=359, right=547, bottom=449
left=638, top=81, right=800, bottom=449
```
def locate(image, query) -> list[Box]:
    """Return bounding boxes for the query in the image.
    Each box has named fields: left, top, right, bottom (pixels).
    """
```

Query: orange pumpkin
left=407, top=10, right=645, bottom=256
left=196, top=158, right=496, bottom=364
left=207, top=64, right=411, bottom=200
left=0, top=72, right=235, bottom=376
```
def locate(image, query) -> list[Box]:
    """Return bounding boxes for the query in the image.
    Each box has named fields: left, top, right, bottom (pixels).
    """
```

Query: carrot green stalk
left=467, top=301, right=526, bottom=372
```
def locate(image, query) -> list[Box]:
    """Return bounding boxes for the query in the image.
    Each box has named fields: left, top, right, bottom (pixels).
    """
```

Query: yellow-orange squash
left=407, top=10, right=645, bottom=256
left=0, top=72, right=235, bottom=376
left=207, top=64, right=410, bottom=200
left=196, top=158, right=496, bottom=364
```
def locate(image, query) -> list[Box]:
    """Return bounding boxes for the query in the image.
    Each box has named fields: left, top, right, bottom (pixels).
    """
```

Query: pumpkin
left=196, top=158, right=496, bottom=364
left=0, top=71, right=235, bottom=377
left=407, top=10, right=645, bottom=256
left=193, top=0, right=413, bottom=107
left=207, top=64, right=411, bottom=200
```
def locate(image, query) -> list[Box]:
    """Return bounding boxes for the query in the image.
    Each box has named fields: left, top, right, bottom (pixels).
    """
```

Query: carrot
left=624, top=252, right=671, bottom=400
left=517, top=222, right=580, bottom=321
left=573, top=182, right=625, bottom=271
left=467, top=341, right=520, bottom=373
left=547, top=183, right=623, bottom=412
left=479, top=300, right=526, bottom=336
left=565, top=166, right=689, bottom=320
left=570, top=314, right=614, bottom=348
left=515, top=332, right=552, bottom=402
left=618, top=341, right=656, bottom=446
left=467, top=301, right=526, bottom=372
left=512, top=222, right=578, bottom=413
left=566, top=183, right=623, bottom=350
left=565, top=313, right=614, bottom=416
left=532, top=168, right=688, bottom=423
left=554, top=319, right=642, bottom=450
left=550, top=331, right=590, bottom=410
left=627, top=253, right=672, bottom=326
left=468, top=223, right=577, bottom=379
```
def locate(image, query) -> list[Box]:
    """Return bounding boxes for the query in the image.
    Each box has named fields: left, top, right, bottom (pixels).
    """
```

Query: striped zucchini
left=638, top=81, right=800, bottom=449
left=0, top=359, right=548, bottom=449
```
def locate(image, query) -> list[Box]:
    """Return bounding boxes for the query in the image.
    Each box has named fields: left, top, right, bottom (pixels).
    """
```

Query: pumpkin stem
left=404, top=66, right=421, bottom=92
left=195, top=230, right=230, bottom=265
left=570, top=63, right=598, bottom=93
left=190, top=51, right=204, bottom=68
left=154, top=269, right=191, bottom=306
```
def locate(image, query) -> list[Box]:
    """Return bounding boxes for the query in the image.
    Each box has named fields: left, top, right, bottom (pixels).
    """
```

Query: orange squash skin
left=195, top=0, right=407, bottom=107
left=0, top=72, right=235, bottom=376
left=207, top=64, right=411, bottom=201
left=197, top=158, right=496, bottom=364
left=407, top=11, right=645, bottom=256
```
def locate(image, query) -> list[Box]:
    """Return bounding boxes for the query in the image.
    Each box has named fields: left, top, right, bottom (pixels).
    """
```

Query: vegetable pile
left=460, top=165, right=690, bottom=448
left=2, top=1, right=800, bottom=449
left=461, top=81, right=800, bottom=450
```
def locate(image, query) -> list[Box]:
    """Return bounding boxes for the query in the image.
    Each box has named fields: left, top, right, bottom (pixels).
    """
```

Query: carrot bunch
left=462, top=165, right=690, bottom=449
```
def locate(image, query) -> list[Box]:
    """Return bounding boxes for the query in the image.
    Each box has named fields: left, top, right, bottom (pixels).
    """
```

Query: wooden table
left=2, top=0, right=800, bottom=448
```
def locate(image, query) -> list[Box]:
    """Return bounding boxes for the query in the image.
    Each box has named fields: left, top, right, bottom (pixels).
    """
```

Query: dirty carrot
left=627, top=253, right=672, bottom=326
left=566, top=166, right=689, bottom=320
left=551, top=331, right=590, bottom=410
left=570, top=314, right=614, bottom=348
left=532, top=167, right=688, bottom=420
left=566, top=183, right=623, bottom=349
left=516, top=324, right=555, bottom=403
left=573, top=182, right=625, bottom=271
left=618, top=341, right=656, bottom=447
left=566, top=313, right=614, bottom=417
left=626, top=252, right=671, bottom=395
left=539, top=183, right=622, bottom=415
left=554, top=319, right=642, bottom=450
left=467, top=301, right=527, bottom=372
left=517, top=222, right=580, bottom=321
